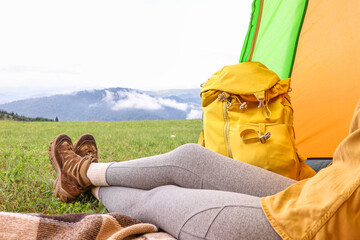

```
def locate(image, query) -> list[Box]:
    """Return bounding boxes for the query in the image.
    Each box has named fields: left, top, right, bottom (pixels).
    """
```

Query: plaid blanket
left=0, top=212, right=175, bottom=240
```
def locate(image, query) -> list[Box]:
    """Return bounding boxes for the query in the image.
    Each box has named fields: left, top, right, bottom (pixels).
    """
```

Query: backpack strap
left=254, top=91, right=271, bottom=120
left=240, top=129, right=271, bottom=144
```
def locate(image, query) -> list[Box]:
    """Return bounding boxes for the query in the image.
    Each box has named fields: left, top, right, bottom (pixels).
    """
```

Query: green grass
left=0, top=119, right=202, bottom=214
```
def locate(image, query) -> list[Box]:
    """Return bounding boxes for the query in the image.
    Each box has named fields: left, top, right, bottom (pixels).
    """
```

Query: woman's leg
left=89, top=143, right=295, bottom=197
left=49, top=135, right=287, bottom=239
left=98, top=185, right=281, bottom=240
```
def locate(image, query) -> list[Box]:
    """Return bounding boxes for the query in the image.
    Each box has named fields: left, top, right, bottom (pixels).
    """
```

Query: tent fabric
left=239, top=0, right=262, bottom=63
left=290, top=0, right=360, bottom=158
left=240, top=0, right=308, bottom=80
left=240, top=0, right=360, bottom=158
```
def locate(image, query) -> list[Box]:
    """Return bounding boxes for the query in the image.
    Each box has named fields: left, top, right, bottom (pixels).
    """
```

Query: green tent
left=239, top=0, right=360, bottom=158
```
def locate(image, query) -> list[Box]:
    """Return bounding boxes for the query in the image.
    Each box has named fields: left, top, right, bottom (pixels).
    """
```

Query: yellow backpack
left=198, top=62, right=315, bottom=180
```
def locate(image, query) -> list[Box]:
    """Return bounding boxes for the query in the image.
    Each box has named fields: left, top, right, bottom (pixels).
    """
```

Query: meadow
left=0, top=119, right=202, bottom=214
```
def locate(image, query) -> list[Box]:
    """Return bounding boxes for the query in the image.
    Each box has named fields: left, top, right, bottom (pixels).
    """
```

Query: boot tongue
left=78, top=143, right=98, bottom=158
left=58, top=138, right=73, bottom=150
left=58, top=141, right=78, bottom=162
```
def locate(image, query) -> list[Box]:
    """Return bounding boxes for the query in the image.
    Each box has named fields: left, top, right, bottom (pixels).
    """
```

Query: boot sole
left=49, top=134, right=77, bottom=202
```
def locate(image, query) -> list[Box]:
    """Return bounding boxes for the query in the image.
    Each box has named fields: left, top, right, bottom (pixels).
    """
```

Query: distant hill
left=0, top=88, right=202, bottom=121
left=146, top=89, right=201, bottom=104
left=0, top=110, right=55, bottom=122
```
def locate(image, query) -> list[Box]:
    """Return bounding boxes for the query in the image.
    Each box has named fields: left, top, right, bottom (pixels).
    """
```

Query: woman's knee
left=172, top=143, right=213, bottom=159
left=175, top=143, right=203, bottom=152
left=169, top=143, right=210, bottom=165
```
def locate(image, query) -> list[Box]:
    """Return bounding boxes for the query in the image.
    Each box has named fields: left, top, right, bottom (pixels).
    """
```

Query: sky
left=0, top=0, right=252, bottom=103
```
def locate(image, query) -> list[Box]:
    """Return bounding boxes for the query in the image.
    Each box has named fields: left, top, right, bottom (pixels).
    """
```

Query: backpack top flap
left=201, top=62, right=280, bottom=95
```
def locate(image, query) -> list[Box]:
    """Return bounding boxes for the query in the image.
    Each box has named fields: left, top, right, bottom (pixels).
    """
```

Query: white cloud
left=88, top=103, right=98, bottom=108
left=112, top=91, right=162, bottom=110
left=102, top=90, right=196, bottom=112
left=158, top=98, right=188, bottom=111
left=186, top=109, right=202, bottom=119
left=103, top=90, right=116, bottom=104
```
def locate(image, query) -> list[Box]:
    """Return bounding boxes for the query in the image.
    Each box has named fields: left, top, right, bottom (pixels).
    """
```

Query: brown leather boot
left=73, top=133, right=98, bottom=159
left=49, top=134, right=97, bottom=202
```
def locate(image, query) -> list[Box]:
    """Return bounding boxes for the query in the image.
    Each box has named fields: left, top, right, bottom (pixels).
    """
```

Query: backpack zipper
left=223, top=97, right=233, bottom=158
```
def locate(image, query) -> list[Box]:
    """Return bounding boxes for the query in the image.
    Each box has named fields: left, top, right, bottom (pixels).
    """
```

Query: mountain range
left=0, top=88, right=202, bottom=121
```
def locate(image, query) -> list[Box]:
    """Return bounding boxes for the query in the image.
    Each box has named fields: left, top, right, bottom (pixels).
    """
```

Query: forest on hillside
left=0, top=110, right=57, bottom=122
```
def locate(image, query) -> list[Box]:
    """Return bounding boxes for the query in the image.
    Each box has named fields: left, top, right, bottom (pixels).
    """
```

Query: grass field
left=0, top=119, right=202, bottom=214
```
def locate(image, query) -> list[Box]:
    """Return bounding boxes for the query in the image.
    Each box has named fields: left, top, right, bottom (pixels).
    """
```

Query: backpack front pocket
left=229, top=123, right=299, bottom=179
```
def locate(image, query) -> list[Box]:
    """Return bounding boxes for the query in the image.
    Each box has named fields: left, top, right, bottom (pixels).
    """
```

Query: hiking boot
left=73, top=133, right=98, bottom=159
left=49, top=134, right=97, bottom=202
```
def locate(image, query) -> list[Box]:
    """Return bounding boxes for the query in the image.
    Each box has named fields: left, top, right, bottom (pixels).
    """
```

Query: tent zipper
left=247, top=0, right=264, bottom=61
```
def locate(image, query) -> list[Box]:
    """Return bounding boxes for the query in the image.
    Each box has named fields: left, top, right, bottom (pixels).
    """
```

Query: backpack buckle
left=226, top=96, right=232, bottom=109
left=259, top=132, right=271, bottom=143
left=257, top=98, right=265, bottom=108
left=217, top=92, right=227, bottom=101
left=240, top=102, right=247, bottom=110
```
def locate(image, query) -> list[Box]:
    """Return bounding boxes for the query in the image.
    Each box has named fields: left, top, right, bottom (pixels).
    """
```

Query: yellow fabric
left=290, top=0, right=360, bottom=158
left=201, top=62, right=280, bottom=95
left=200, top=62, right=315, bottom=180
left=261, top=101, right=360, bottom=240
left=197, top=129, right=205, bottom=146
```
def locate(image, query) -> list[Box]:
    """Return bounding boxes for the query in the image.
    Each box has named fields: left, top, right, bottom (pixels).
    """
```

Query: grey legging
left=98, top=143, right=296, bottom=240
